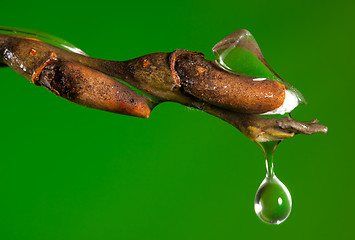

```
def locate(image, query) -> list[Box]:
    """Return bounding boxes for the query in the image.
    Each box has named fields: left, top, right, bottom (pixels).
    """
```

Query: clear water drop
left=254, top=141, right=292, bottom=224
left=255, top=175, right=292, bottom=224
left=0, top=26, right=88, bottom=56
left=212, top=29, right=306, bottom=105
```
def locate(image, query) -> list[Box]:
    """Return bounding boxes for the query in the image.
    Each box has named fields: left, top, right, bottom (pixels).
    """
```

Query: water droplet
left=255, top=175, right=292, bottom=224
left=254, top=141, right=292, bottom=224
left=0, top=26, right=87, bottom=56
left=212, top=29, right=306, bottom=105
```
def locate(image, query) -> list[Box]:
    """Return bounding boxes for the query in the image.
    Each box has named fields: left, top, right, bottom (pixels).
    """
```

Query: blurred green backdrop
left=0, top=0, right=353, bottom=239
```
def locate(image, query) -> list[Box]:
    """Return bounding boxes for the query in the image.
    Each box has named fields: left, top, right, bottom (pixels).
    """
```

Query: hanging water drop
left=254, top=141, right=292, bottom=224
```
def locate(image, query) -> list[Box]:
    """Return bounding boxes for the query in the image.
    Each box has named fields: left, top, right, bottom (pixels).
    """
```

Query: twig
left=0, top=34, right=327, bottom=142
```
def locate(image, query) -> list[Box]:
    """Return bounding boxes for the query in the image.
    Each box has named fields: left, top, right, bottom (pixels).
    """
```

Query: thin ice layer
left=212, top=29, right=307, bottom=113
left=0, top=26, right=87, bottom=56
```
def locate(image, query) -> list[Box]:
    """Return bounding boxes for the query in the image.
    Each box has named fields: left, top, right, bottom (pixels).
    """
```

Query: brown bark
left=0, top=34, right=327, bottom=141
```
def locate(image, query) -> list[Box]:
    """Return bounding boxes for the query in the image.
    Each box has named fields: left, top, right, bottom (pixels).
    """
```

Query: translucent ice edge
left=260, top=90, right=299, bottom=115
left=0, top=26, right=88, bottom=56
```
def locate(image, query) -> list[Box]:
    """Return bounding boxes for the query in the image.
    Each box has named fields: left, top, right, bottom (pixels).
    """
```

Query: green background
left=0, top=0, right=354, bottom=239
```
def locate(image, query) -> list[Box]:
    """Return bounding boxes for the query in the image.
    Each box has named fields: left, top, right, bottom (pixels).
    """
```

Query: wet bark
left=0, top=34, right=327, bottom=141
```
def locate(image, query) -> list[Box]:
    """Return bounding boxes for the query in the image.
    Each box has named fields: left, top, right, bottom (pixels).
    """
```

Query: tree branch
left=0, top=34, right=327, bottom=142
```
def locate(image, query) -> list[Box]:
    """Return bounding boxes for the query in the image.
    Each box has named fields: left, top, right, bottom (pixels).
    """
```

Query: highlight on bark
left=0, top=26, right=327, bottom=141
